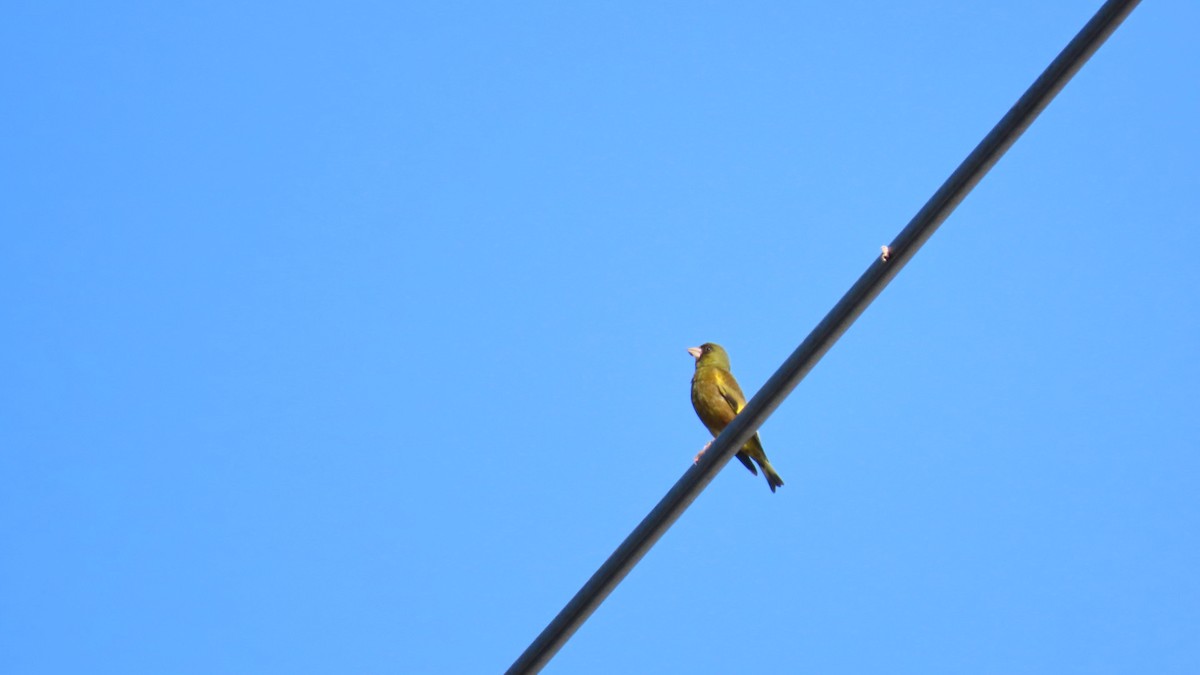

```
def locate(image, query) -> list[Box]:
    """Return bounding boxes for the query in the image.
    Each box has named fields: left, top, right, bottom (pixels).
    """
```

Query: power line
left=505, top=1, right=1141, bottom=672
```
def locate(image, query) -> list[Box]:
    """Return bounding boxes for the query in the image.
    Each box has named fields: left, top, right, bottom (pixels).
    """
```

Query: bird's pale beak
left=687, top=346, right=703, bottom=360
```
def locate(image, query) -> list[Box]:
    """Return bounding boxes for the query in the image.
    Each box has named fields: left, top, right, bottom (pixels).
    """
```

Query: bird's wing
left=716, top=370, right=748, bottom=416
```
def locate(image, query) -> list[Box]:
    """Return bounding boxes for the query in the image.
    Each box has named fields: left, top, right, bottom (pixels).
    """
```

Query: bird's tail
left=758, top=458, right=785, bottom=493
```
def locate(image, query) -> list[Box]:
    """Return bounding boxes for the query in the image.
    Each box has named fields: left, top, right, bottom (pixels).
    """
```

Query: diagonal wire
left=506, top=1, right=1141, bottom=672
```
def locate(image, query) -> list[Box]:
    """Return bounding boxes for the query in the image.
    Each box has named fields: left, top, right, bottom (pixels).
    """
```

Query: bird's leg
left=693, top=440, right=713, bottom=464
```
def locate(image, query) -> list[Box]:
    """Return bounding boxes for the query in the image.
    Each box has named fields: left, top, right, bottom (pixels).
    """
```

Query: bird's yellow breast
left=691, top=366, right=741, bottom=435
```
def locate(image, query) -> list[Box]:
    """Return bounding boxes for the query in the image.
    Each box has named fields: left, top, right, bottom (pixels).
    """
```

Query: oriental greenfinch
left=688, top=343, right=785, bottom=493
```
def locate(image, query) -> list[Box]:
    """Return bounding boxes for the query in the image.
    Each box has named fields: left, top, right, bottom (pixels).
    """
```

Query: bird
left=688, top=343, right=785, bottom=492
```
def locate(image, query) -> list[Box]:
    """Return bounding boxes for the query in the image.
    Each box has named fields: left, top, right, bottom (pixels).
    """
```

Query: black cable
left=505, top=1, right=1141, bottom=672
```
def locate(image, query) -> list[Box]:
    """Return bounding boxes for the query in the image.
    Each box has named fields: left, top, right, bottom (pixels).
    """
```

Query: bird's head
left=687, top=342, right=731, bottom=369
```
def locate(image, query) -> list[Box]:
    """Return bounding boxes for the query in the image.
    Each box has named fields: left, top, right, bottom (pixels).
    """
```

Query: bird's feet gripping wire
left=693, top=440, right=712, bottom=464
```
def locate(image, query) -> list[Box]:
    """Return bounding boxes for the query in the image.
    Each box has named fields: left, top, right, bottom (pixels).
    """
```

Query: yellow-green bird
left=688, top=343, right=785, bottom=492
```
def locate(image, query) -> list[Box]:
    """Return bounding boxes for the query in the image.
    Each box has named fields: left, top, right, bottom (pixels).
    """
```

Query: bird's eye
left=702, top=345, right=710, bottom=353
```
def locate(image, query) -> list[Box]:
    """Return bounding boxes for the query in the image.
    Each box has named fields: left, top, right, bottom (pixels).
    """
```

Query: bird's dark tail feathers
left=758, top=458, right=785, bottom=493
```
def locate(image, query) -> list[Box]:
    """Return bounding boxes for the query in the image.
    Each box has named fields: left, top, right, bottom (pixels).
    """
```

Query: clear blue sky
left=3, top=2, right=1197, bottom=673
